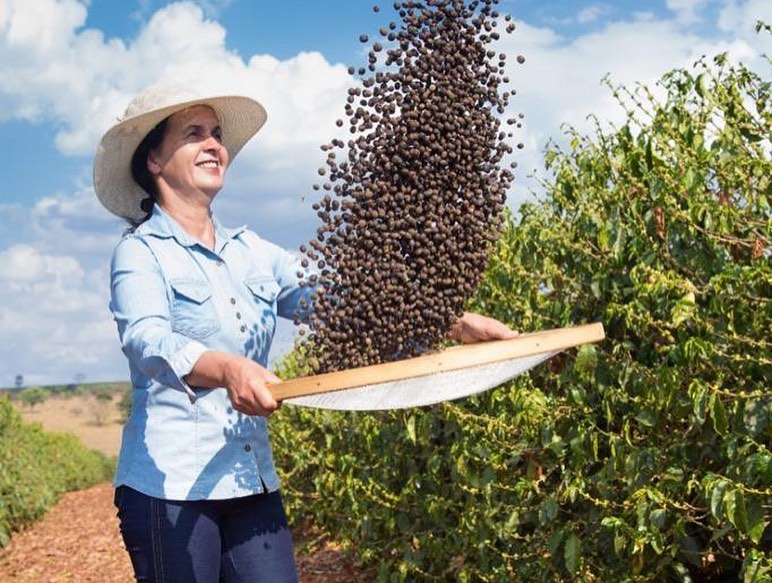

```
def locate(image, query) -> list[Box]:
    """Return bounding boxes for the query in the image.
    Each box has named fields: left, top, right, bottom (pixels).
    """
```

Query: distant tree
left=14, top=375, right=23, bottom=390
left=89, top=387, right=116, bottom=426
left=19, top=387, right=46, bottom=409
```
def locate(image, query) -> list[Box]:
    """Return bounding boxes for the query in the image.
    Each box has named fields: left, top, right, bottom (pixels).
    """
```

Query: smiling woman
left=93, top=82, right=312, bottom=582
left=91, top=77, right=518, bottom=582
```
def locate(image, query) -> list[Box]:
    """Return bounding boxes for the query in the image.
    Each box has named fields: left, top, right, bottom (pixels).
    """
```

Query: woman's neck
left=158, top=199, right=216, bottom=250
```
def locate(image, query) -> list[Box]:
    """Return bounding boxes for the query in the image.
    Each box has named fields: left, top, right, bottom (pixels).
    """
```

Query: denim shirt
left=110, top=205, right=309, bottom=501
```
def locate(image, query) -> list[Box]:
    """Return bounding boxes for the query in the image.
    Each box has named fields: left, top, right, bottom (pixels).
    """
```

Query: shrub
left=271, top=53, right=770, bottom=581
left=0, top=397, right=115, bottom=547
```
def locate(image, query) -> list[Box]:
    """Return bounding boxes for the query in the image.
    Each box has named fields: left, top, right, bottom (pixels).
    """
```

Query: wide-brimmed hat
left=93, top=82, right=267, bottom=221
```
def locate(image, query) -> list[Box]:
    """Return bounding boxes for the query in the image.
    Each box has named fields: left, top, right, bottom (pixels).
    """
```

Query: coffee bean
left=296, top=0, right=522, bottom=373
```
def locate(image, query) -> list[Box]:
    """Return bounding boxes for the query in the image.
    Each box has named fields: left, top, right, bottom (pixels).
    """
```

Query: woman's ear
left=147, top=150, right=162, bottom=176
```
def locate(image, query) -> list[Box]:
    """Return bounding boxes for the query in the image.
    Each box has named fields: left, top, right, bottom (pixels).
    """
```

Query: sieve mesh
left=285, top=351, right=557, bottom=410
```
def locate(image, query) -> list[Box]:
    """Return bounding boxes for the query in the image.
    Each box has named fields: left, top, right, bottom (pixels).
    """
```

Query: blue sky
left=0, top=0, right=769, bottom=387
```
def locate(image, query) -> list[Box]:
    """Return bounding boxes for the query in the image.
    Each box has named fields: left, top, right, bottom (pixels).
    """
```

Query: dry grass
left=11, top=392, right=124, bottom=458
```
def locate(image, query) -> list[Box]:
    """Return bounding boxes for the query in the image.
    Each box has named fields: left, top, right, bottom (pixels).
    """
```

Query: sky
left=0, top=0, right=769, bottom=388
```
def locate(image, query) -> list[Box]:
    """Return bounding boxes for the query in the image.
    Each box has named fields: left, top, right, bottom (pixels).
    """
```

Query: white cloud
left=0, top=243, right=121, bottom=387
left=0, top=0, right=354, bottom=162
left=666, top=0, right=713, bottom=24
left=0, top=244, right=82, bottom=283
left=0, top=0, right=354, bottom=243
left=1, top=0, right=770, bottom=386
left=493, top=6, right=766, bottom=203
left=576, top=5, right=609, bottom=24
left=718, top=0, right=772, bottom=52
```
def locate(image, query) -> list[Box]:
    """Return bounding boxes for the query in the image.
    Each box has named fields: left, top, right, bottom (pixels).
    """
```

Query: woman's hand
left=448, top=312, right=519, bottom=344
left=221, top=357, right=282, bottom=417
left=185, top=351, right=281, bottom=417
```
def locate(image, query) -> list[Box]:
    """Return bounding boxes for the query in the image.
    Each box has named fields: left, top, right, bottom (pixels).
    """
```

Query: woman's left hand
left=448, top=312, right=519, bottom=344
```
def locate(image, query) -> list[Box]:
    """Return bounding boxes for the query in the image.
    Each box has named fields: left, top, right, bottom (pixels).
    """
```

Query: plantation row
left=0, top=397, right=115, bottom=546
left=270, top=55, right=771, bottom=581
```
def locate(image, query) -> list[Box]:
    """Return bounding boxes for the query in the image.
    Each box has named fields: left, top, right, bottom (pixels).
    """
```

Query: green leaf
left=405, top=414, right=417, bottom=445
left=711, top=394, right=729, bottom=436
left=575, top=345, right=598, bottom=375
left=671, top=291, right=697, bottom=325
left=650, top=508, right=667, bottom=530
left=688, top=380, right=709, bottom=424
left=725, top=489, right=748, bottom=534
left=636, top=411, right=656, bottom=427
left=539, top=498, right=559, bottom=525
left=695, top=73, right=708, bottom=97
left=397, top=512, right=411, bottom=532
left=564, top=533, right=582, bottom=574
left=747, top=499, right=767, bottom=544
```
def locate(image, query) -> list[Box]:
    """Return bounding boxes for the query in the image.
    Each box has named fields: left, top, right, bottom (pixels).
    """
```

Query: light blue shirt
left=110, top=205, right=310, bottom=500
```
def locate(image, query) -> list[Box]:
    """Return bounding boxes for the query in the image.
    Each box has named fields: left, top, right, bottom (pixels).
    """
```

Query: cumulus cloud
left=0, top=0, right=353, bottom=243
left=576, top=5, right=609, bottom=24
left=0, top=1, right=354, bottom=161
left=493, top=5, right=766, bottom=203
left=0, top=244, right=121, bottom=387
left=666, top=0, right=713, bottom=24
left=718, top=0, right=772, bottom=52
left=1, top=0, right=769, bottom=385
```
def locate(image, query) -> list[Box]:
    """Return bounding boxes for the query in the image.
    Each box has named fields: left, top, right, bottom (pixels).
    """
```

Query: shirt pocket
left=169, top=278, right=220, bottom=339
left=245, top=277, right=281, bottom=307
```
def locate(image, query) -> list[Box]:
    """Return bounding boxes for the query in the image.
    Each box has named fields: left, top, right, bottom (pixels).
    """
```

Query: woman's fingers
left=450, top=312, right=519, bottom=343
left=225, top=360, right=282, bottom=416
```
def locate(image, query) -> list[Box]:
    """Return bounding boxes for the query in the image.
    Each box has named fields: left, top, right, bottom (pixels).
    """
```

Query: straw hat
left=93, top=82, right=267, bottom=221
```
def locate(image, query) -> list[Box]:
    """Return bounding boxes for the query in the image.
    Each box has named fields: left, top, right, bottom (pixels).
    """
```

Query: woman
left=94, top=82, right=516, bottom=582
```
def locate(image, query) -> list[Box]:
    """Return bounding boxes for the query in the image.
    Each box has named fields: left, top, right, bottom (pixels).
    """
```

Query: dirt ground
left=2, top=393, right=361, bottom=582
left=0, top=483, right=358, bottom=583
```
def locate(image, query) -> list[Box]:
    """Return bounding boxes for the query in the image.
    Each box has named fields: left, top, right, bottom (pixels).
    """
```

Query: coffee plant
left=272, top=53, right=770, bottom=581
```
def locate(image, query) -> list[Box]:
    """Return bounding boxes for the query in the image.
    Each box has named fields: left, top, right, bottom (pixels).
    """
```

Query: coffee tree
left=272, top=53, right=770, bottom=581
left=470, top=52, right=771, bottom=580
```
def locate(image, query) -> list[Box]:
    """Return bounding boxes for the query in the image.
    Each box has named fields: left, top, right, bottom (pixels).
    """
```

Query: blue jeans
left=114, top=486, right=298, bottom=582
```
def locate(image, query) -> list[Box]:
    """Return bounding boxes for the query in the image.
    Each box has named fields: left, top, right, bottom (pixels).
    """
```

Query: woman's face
left=148, top=105, right=230, bottom=205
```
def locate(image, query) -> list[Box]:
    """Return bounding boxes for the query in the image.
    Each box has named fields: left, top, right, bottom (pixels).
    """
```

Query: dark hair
left=128, top=118, right=169, bottom=228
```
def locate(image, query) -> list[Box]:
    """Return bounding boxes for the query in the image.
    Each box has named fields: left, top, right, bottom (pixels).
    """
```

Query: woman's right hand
left=185, top=351, right=281, bottom=417
left=222, top=356, right=282, bottom=417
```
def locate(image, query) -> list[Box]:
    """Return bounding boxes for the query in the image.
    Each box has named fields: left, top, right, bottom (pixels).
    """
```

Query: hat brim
left=93, top=95, right=267, bottom=222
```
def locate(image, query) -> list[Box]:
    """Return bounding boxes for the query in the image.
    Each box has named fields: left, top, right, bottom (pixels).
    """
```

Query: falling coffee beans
left=296, top=0, right=524, bottom=373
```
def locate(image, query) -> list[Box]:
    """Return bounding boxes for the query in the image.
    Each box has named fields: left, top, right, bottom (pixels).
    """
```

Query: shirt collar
left=135, top=204, right=246, bottom=249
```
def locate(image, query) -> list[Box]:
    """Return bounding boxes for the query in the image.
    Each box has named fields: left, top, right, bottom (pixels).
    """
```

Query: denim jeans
left=114, top=486, right=298, bottom=582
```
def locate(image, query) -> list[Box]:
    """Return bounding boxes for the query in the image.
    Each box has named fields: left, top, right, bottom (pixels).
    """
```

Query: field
left=8, top=387, right=127, bottom=458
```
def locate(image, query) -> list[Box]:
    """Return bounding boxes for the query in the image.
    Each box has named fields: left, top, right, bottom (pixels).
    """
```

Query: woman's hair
left=128, top=117, right=169, bottom=229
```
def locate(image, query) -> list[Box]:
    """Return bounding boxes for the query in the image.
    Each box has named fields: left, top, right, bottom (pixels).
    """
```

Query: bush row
left=0, top=397, right=115, bottom=547
left=270, top=54, right=770, bottom=581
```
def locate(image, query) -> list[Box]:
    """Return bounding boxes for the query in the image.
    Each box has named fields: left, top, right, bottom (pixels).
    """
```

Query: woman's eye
left=213, top=129, right=223, bottom=142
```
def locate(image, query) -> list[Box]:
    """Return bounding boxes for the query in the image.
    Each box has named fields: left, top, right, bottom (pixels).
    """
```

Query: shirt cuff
left=167, top=340, right=210, bottom=402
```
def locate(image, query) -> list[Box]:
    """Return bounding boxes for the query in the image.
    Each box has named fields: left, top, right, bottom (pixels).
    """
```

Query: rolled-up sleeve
left=257, top=238, right=315, bottom=322
left=110, top=236, right=208, bottom=400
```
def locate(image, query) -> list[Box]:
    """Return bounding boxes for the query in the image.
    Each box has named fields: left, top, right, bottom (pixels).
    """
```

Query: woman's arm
left=111, top=236, right=210, bottom=399
left=184, top=350, right=281, bottom=417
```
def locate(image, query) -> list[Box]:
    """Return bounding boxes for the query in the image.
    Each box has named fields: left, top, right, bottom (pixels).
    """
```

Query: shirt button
left=230, top=298, right=236, bottom=305
left=236, top=312, right=242, bottom=319
left=244, top=444, right=252, bottom=452
left=240, top=325, right=246, bottom=332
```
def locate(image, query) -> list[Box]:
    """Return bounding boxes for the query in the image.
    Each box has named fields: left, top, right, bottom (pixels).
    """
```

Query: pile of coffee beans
left=295, top=0, right=524, bottom=373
